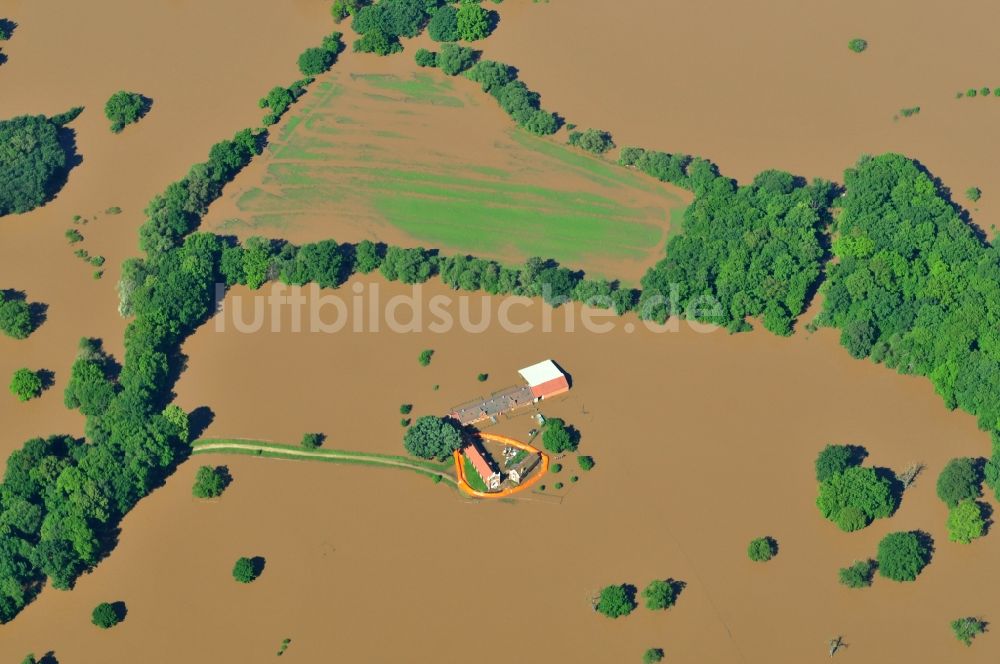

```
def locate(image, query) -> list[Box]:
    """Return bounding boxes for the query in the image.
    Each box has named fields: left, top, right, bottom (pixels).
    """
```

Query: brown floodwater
left=481, top=0, right=1000, bottom=236
left=3, top=276, right=993, bottom=663
left=0, top=0, right=332, bottom=460
left=3, top=2, right=1000, bottom=662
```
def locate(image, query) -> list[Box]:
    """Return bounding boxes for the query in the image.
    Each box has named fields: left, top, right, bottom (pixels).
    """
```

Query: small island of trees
left=877, top=531, right=932, bottom=582
left=91, top=601, right=124, bottom=629
left=595, top=583, right=637, bottom=618
left=814, top=444, right=897, bottom=531
left=104, top=91, right=149, bottom=133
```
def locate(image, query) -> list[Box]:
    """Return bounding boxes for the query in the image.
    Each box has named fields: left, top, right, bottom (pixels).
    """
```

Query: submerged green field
left=219, top=72, right=686, bottom=279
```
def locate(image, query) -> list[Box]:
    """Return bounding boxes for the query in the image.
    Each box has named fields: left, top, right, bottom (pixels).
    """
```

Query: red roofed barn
left=518, top=360, right=570, bottom=400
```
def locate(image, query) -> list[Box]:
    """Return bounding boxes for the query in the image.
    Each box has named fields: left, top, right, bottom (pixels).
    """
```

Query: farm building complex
left=451, top=360, right=570, bottom=425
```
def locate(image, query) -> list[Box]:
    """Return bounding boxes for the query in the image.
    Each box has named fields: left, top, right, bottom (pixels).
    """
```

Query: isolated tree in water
left=104, top=91, right=146, bottom=133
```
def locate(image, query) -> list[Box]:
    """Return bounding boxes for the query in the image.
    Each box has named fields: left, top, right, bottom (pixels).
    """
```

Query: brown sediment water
left=0, top=0, right=332, bottom=461
left=481, top=0, right=1000, bottom=236
left=2, top=276, right=993, bottom=663
left=2, top=2, right=1000, bottom=662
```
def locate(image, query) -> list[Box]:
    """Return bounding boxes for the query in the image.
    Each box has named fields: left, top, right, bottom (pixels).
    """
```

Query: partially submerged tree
left=104, top=91, right=146, bottom=133
left=877, top=531, right=932, bottom=582
left=595, top=584, right=637, bottom=618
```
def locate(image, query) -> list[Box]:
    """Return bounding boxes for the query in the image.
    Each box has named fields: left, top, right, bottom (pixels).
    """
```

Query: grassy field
left=212, top=71, right=687, bottom=281
left=461, top=455, right=489, bottom=492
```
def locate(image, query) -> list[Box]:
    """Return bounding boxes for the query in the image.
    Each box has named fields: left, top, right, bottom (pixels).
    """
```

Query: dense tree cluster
left=815, top=443, right=866, bottom=482
left=403, top=416, right=463, bottom=460
left=820, top=154, right=1000, bottom=436
left=331, top=0, right=369, bottom=22
left=541, top=418, right=577, bottom=454
left=232, top=556, right=258, bottom=583
left=414, top=48, right=438, bottom=67
left=352, top=0, right=433, bottom=55
left=104, top=91, right=146, bottom=133
left=437, top=43, right=476, bottom=76
left=947, top=499, right=985, bottom=543
left=466, top=59, right=559, bottom=135
left=815, top=446, right=897, bottom=532
left=8, top=368, right=42, bottom=402
left=0, top=291, right=34, bottom=339
left=935, top=457, right=981, bottom=507
left=595, top=584, right=637, bottom=618
left=641, top=579, right=679, bottom=610
left=568, top=128, right=614, bottom=155
left=298, top=32, right=344, bottom=76
left=192, top=466, right=227, bottom=499
left=455, top=0, right=493, bottom=41
left=877, top=531, right=932, bottom=582
left=747, top=536, right=777, bottom=562
left=951, top=617, right=986, bottom=646
left=91, top=601, right=121, bottom=629
left=427, top=4, right=459, bottom=41
left=639, top=167, right=832, bottom=333
left=0, top=113, right=78, bottom=216
left=838, top=559, right=875, bottom=588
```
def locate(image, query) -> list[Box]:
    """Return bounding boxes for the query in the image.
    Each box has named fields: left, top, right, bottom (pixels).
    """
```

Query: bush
left=192, top=465, right=227, bottom=498
left=403, top=415, right=462, bottom=460
left=951, top=617, right=986, bottom=646
left=9, top=368, right=42, bottom=402
left=437, top=43, right=476, bottom=76
left=232, top=557, right=258, bottom=583
left=104, top=91, right=146, bottom=133
left=428, top=5, right=459, bottom=41
left=936, top=457, right=981, bottom=508
left=642, top=648, right=665, bottom=664
left=578, top=455, right=595, bottom=471
left=0, top=292, right=34, bottom=339
left=418, top=349, right=434, bottom=366
left=838, top=559, right=875, bottom=588
left=747, top=536, right=777, bottom=562
left=966, top=186, right=982, bottom=202
left=554, top=481, right=563, bottom=489
left=551, top=463, right=562, bottom=473
left=816, top=465, right=897, bottom=531
left=877, top=531, right=932, bottom=582
left=981, top=87, right=991, bottom=97
left=91, top=602, right=121, bottom=629
left=568, top=128, right=615, bottom=155
left=967, top=88, right=978, bottom=97
left=642, top=579, right=678, bottom=610
left=456, top=0, right=492, bottom=41
left=542, top=418, right=577, bottom=453
left=947, top=499, right=985, bottom=543
left=400, top=403, right=413, bottom=415
left=595, top=584, right=637, bottom=618
left=414, top=48, right=438, bottom=67
left=301, top=432, right=323, bottom=449
left=848, top=38, right=867, bottom=53
left=298, top=47, right=335, bottom=76
left=477, top=372, right=488, bottom=382
left=0, top=113, right=76, bottom=216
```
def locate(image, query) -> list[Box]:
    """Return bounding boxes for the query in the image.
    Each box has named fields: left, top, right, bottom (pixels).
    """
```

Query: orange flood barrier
left=454, top=432, right=550, bottom=498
